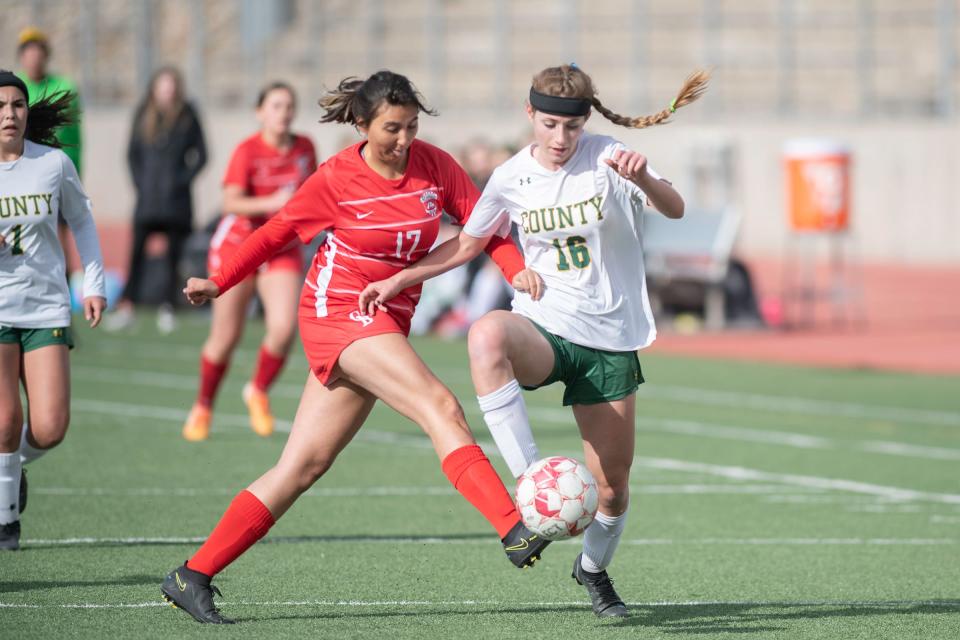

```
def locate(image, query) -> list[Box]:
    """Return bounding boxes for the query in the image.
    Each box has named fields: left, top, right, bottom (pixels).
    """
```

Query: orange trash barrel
left=784, top=140, right=851, bottom=232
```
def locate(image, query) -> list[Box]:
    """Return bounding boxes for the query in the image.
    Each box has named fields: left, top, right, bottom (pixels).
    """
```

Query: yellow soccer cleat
left=243, top=383, right=274, bottom=437
left=182, top=405, right=211, bottom=442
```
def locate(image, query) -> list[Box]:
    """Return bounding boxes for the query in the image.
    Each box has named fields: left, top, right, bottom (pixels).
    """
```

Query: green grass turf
left=2, top=311, right=959, bottom=638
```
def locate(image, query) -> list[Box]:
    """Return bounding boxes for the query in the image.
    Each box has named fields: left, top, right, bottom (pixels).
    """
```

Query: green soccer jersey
left=16, top=72, right=83, bottom=177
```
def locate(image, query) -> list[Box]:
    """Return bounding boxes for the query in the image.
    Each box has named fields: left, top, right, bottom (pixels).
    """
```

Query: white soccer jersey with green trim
left=0, top=141, right=105, bottom=328
left=464, top=133, right=660, bottom=352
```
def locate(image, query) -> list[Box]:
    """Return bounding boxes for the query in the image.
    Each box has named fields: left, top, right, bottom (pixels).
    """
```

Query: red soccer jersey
left=210, top=139, right=523, bottom=326
left=222, top=133, right=317, bottom=224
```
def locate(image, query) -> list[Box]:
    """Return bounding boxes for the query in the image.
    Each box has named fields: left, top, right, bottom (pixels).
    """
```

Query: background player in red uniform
left=160, top=71, right=548, bottom=624
left=182, top=82, right=316, bottom=441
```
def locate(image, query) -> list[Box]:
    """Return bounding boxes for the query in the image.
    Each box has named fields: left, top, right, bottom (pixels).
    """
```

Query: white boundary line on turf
left=639, top=384, right=960, bottom=428
left=859, top=440, right=960, bottom=461
left=2, top=598, right=959, bottom=610
left=78, top=340, right=960, bottom=428
left=33, top=483, right=826, bottom=498
left=21, top=536, right=956, bottom=548
left=633, top=456, right=960, bottom=505
left=71, top=367, right=960, bottom=462
left=70, top=397, right=960, bottom=505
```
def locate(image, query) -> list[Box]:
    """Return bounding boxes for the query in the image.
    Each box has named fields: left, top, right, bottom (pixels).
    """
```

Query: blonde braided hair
left=531, top=65, right=709, bottom=129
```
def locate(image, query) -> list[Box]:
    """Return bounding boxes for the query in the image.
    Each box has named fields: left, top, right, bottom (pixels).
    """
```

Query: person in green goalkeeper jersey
left=16, top=27, right=82, bottom=176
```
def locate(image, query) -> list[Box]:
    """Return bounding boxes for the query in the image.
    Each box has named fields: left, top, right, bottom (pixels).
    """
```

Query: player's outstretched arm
left=207, top=214, right=299, bottom=295
left=358, top=231, right=489, bottom=315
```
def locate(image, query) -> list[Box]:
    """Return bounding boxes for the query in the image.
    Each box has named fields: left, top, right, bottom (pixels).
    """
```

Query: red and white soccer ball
left=515, top=456, right=599, bottom=541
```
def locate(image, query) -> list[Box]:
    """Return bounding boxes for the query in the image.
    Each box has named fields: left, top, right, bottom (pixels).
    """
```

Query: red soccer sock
left=186, top=490, right=275, bottom=578
left=197, top=355, right=229, bottom=408
left=441, top=444, right=520, bottom=539
left=251, top=346, right=286, bottom=392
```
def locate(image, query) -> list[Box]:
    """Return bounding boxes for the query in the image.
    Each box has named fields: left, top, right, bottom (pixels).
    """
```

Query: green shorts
left=0, top=326, right=74, bottom=352
left=522, top=320, right=644, bottom=406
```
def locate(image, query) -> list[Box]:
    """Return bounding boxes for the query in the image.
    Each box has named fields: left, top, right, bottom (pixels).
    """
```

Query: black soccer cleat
left=572, top=553, right=628, bottom=618
left=19, top=469, right=27, bottom=514
left=0, top=520, right=20, bottom=551
left=160, top=564, right=235, bottom=624
left=502, top=520, right=551, bottom=568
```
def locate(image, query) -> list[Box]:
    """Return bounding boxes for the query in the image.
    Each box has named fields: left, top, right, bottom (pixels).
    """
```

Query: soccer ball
left=515, top=456, right=599, bottom=540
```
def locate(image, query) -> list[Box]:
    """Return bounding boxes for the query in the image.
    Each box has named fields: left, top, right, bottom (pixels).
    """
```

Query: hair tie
left=669, top=98, right=677, bottom=113
left=570, top=62, right=579, bottom=70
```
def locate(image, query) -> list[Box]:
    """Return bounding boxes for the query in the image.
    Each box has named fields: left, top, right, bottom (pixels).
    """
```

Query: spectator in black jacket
left=107, top=67, right=207, bottom=333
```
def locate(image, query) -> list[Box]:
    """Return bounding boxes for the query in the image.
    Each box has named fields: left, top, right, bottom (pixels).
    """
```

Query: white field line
left=845, top=503, right=927, bottom=513
left=71, top=398, right=292, bottom=432
left=34, top=483, right=823, bottom=499
left=21, top=536, right=956, bottom=548
left=931, top=515, right=960, bottom=524
left=639, top=384, right=960, bottom=428
left=859, top=441, right=960, bottom=461
left=5, top=598, right=957, bottom=610
left=84, top=339, right=263, bottom=364
left=72, top=364, right=960, bottom=462
left=73, top=365, right=305, bottom=399
left=635, top=456, right=960, bottom=505
left=635, top=415, right=829, bottom=449
left=81, top=336, right=960, bottom=429
left=71, top=397, right=960, bottom=505
left=524, top=406, right=960, bottom=460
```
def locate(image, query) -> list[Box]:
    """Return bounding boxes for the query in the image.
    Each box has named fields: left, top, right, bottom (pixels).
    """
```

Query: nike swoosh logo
left=175, top=572, right=187, bottom=592
left=356, top=211, right=374, bottom=219
left=505, top=538, right=530, bottom=552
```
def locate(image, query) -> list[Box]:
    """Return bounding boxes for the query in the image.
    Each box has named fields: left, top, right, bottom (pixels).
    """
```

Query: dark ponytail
left=319, top=70, right=436, bottom=126
left=26, top=90, right=76, bottom=148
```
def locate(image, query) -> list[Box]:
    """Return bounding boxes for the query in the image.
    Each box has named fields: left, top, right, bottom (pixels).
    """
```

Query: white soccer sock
left=477, top=379, right=539, bottom=478
left=581, top=508, right=628, bottom=573
left=20, top=423, right=47, bottom=465
left=0, top=452, right=21, bottom=525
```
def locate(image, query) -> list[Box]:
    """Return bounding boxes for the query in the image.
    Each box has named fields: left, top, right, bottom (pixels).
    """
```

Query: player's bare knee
left=29, top=417, right=69, bottom=449
left=467, top=316, right=509, bottom=367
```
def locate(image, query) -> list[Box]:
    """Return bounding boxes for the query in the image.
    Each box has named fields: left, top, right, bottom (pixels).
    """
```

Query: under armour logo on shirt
left=519, top=177, right=532, bottom=186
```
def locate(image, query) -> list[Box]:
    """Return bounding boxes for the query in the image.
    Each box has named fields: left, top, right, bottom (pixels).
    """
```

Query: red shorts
left=208, top=214, right=303, bottom=276
left=299, top=306, right=412, bottom=386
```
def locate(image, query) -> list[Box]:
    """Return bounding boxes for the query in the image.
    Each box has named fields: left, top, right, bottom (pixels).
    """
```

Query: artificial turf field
left=2, top=313, right=958, bottom=639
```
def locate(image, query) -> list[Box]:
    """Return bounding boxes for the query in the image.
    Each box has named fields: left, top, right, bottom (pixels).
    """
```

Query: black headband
left=528, top=88, right=591, bottom=117
left=0, top=71, right=29, bottom=102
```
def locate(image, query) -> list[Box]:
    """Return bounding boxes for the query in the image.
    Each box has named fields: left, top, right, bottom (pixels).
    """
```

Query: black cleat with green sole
left=160, top=564, right=235, bottom=624
left=572, top=553, right=628, bottom=618
left=502, top=520, right=551, bottom=568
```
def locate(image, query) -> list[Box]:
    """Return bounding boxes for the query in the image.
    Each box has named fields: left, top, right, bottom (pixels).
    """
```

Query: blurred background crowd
left=3, top=0, right=958, bottom=372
